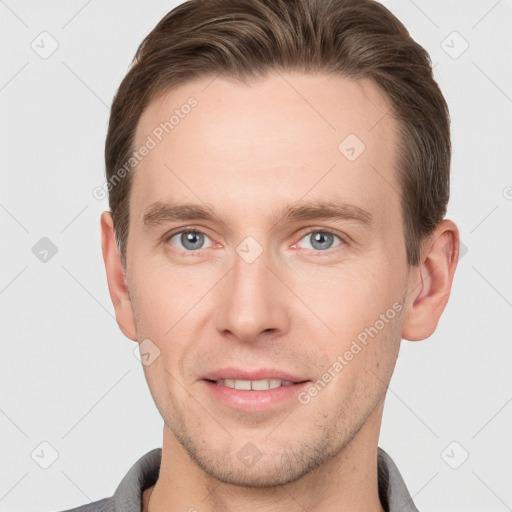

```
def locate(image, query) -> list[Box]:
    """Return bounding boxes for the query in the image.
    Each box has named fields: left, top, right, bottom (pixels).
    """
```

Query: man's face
left=125, top=72, right=411, bottom=486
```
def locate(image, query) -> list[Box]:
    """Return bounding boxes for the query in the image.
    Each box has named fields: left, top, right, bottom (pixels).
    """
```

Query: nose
left=214, top=242, right=290, bottom=344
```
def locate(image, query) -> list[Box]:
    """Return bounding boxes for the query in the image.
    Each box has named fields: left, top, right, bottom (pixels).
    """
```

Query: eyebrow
left=142, top=200, right=373, bottom=232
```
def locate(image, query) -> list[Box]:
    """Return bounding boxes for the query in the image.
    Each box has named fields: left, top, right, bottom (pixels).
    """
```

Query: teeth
left=215, top=379, right=294, bottom=390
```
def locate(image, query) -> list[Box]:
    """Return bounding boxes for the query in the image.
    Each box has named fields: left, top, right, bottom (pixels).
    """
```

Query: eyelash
left=164, top=227, right=346, bottom=256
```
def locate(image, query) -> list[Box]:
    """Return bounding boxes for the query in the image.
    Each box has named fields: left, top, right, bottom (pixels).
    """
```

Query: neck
left=146, top=405, right=386, bottom=512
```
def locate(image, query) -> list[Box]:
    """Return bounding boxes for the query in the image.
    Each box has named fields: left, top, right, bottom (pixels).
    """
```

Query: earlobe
left=100, top=211, right=138, bottom=341
left=402, top=219, right=459, bottom=341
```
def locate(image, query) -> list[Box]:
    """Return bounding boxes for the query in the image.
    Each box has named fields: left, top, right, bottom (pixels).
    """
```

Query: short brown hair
left=105, top=0, right=450, bottom=267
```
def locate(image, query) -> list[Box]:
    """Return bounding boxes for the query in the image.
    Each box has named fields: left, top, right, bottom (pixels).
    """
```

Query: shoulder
left=51, top=448, right=161, bottom=512
left=377, top=446, right=420, bottom=512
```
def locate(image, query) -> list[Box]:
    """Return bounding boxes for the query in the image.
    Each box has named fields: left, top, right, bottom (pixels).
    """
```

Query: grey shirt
left=58, top=447, right=419, bottom=512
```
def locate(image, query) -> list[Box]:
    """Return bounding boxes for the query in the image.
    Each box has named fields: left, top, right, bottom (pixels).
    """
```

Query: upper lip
left=203, top=368, right=309, bottom=383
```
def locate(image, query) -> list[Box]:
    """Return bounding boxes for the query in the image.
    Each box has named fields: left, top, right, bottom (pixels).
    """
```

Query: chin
left=180, top=435, right=334, bottom=488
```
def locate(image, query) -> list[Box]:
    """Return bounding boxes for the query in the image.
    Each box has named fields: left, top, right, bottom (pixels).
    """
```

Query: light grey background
left=1, top=1, right=511, bottom=511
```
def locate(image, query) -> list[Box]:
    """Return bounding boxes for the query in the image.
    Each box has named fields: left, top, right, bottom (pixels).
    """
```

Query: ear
left=100, top=211, right=138, bottom=341
left=402, top=219, right=460, bottom=341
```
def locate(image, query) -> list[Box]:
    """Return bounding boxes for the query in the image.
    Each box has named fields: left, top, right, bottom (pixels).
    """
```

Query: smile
left=213, top=379, right=294, bottom=390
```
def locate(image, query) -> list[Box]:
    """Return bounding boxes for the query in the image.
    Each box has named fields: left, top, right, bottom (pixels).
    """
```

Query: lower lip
left=202, top=380, right=311, bottom=412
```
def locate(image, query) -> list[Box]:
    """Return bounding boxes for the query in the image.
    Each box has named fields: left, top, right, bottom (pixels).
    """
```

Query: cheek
left=292, top=262, right=402, bottom=342
left=129, top=262, right=219, bottom=377
left=130, top=259, right=209, bottom=331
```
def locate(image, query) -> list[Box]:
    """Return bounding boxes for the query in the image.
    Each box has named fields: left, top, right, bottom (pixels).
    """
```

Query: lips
left=202, top=367, right=308, bottom=385
left=202, top=370, right=312, bottom=411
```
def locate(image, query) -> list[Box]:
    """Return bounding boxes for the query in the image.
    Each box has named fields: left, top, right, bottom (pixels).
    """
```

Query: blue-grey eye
left=298, top=231, right=342, bottom=251
left=169, top=231, right=212, bottom=251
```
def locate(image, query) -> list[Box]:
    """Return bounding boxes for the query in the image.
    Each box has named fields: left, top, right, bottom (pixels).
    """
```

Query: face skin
left=101, top=72, right=459, bottom=512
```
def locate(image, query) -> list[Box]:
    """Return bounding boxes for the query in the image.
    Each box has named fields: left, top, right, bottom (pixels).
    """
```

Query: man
left=62, top=0, right=459, bottom=510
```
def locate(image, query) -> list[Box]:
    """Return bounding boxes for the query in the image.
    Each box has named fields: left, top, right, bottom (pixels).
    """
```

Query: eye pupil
left=310, top=231, right=333, bottom=250
left=181, top=231, right=204, bottom=250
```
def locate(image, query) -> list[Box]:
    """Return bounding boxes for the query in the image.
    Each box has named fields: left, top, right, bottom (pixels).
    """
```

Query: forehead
left=131, top=72, right=400, bottom=227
